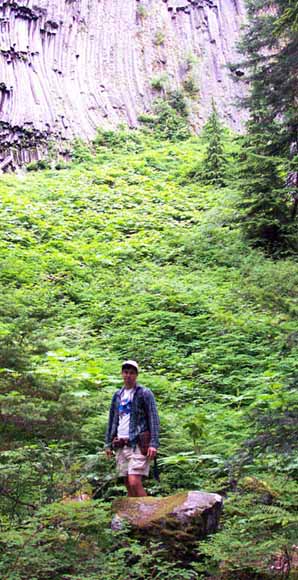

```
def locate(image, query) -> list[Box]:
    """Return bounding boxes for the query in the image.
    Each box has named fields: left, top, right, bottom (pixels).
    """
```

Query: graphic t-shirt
left=117, top=388, right=135, bottom=438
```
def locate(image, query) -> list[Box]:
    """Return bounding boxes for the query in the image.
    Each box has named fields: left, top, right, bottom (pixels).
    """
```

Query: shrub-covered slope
left=0, top=134, right=297, bottom=579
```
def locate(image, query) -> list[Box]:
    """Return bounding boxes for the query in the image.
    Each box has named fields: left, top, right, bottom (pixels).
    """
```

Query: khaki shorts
left=115, top=444, right=150, bottom=477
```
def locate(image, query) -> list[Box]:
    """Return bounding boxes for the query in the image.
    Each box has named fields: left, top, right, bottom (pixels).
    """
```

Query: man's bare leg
left=124, top=476, right=134, bottom=497
left=127, top=474, right=147, bottom=497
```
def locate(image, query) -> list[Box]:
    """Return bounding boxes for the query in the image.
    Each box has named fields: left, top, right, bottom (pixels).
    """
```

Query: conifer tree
left=236, top=0, right=298, bottom=255
left=200, top=101, right=227, bottom=187
left=238, top=145, right=295, bottom=254
left=239, top=0, right=298, bottom=147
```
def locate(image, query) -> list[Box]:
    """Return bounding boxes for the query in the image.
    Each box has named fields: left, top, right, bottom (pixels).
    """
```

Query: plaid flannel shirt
left=105, top=384, right=160, bottom=450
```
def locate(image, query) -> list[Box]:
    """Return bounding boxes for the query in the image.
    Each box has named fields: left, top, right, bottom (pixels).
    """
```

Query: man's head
left=121, top=360, right=139, bottom=389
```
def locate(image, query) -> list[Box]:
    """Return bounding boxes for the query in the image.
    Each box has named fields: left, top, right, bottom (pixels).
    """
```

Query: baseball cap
left=121, top=360, right=139, bottom=373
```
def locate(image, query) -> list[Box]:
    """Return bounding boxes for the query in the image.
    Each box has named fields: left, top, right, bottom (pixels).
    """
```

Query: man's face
left=122, top=366, right=138, bottom=389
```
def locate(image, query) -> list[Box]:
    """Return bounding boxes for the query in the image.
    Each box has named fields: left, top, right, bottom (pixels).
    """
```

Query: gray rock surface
left=112, top=490, right=223, bottom=555
left=0, top=0, right=247, bottom=162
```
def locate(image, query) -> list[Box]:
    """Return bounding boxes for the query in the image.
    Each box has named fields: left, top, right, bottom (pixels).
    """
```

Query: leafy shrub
left=93, top=127, right=143, bottom=152
left=185, top=52, right=199, bottom=70
left=26, top=159, right=50, bottom=171
left=167, top=90, right=189, bottom=117
left=71, top=138, right=93, bottom=163
left=154, top=30, right=165, bottom=45
left=197, top=478, right=298, bottom=579
left=137, top=113, right=156, bottom=125
left=150, top=75, right=168, bottom=91
left=183, top=76, right=199, bottom=96
left=136, top=3, right=148, bottom=18
left=55, top=161, right=69, bottom=170
left=139, top=92, right=190, bottom=141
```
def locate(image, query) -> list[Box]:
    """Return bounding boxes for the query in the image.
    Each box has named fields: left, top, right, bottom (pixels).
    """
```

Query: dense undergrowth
left=0, top=129, right=297, bottom=579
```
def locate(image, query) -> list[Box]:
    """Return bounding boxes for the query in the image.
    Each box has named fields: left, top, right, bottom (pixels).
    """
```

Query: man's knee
left=127, top=474, right=144, bottom=495
left=128, top=474, right=141, bottom=487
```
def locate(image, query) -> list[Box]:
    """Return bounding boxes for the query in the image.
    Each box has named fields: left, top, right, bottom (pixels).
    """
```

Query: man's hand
left=105, top=449, right=113, bottom=459
left=147, top=447, right=157, bottom=459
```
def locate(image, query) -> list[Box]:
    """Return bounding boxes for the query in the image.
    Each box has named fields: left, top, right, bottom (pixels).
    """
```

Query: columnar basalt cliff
left=0, top=0, right=246, bottom=164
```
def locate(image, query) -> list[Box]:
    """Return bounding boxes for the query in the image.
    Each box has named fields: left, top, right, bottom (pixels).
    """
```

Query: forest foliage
left=0, top=123, right=297, bottom=579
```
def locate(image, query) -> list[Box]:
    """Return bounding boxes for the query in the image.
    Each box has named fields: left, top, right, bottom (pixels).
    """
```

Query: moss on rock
left=113, top=491, right=222, bottom=557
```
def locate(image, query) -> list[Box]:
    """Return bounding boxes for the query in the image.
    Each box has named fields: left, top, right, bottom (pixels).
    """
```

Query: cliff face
left=0, top=0, right=247, bottom=163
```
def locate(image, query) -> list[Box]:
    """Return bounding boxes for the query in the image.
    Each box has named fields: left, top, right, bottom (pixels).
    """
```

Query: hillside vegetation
left=0, top=131, right=297, bottom=579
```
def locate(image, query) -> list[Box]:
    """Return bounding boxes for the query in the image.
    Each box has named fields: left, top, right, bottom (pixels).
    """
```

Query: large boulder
left=112, top=491, right=223, bottom=556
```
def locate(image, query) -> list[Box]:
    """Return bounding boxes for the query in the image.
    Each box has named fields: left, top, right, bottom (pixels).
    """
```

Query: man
left=105, top=360, right=160, bottom=497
